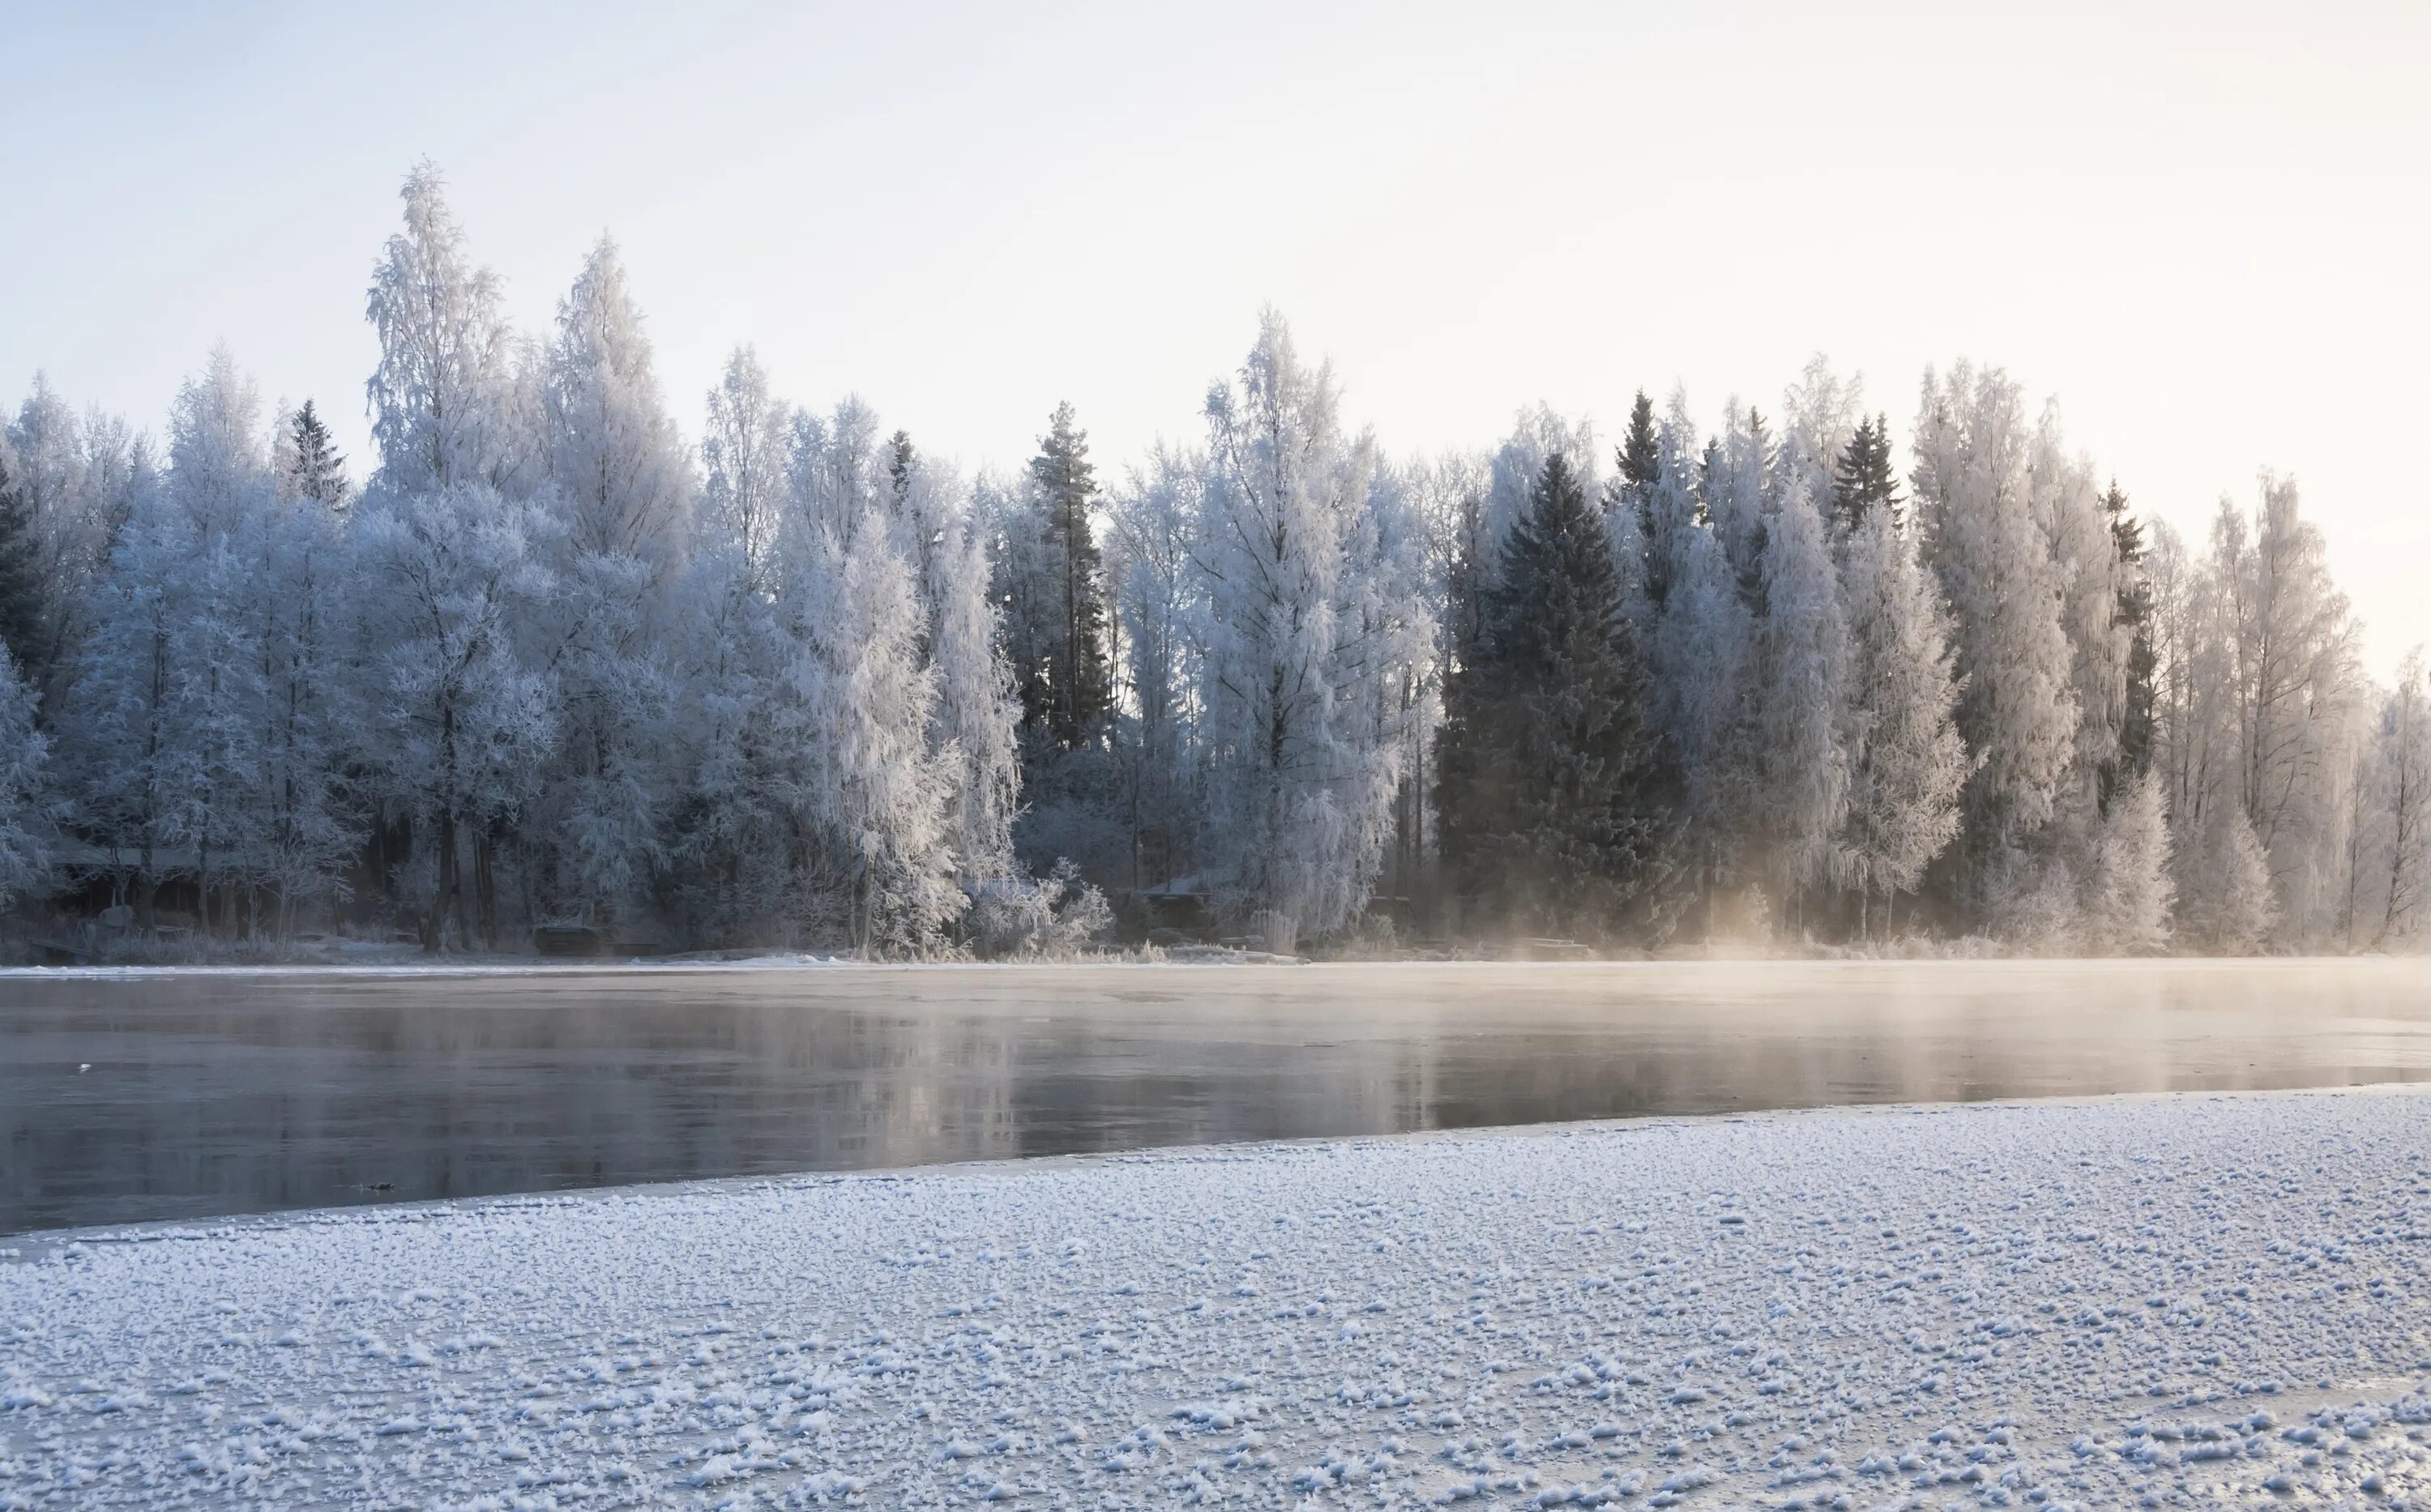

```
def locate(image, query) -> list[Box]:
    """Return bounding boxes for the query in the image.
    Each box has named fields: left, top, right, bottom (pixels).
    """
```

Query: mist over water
left=6, top=958, right=2429, bottom=1235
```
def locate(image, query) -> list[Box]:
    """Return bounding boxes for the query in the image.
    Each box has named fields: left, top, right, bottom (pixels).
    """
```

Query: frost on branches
left=0, top=164, right=2415, bottom=959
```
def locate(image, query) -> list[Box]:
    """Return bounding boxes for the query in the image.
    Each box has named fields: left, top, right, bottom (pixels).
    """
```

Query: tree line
left=0, top=164, right=2423, bottom=957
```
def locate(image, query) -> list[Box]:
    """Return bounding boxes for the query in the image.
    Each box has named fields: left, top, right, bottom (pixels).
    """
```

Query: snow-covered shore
left=9, top=1091, right=2431, bottom=1509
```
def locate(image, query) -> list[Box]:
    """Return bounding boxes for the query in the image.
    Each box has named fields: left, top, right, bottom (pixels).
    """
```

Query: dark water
left=4, top=958, right=2429, bottom=1235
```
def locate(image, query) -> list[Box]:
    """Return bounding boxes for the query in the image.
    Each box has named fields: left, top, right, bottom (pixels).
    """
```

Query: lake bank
left=8, top=1086, right=2431, bottom=1506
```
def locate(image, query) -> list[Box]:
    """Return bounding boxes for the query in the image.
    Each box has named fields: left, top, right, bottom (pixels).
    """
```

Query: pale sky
left=5, top=0, right=2426, bottom=673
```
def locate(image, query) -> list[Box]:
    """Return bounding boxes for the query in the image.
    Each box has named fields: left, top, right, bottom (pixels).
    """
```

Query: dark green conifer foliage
left=2104, top=481, right=2157, bottom=801
left=286, top=399, right=349, bottom=506
left=887, top=429, right=916, bottom=507
left=0, top=449, right=43, bottom=676
left=1618, top=390, right=1660, bottom=491
left=1831, top=412, right=1901, bottom=531
left=1023, top=402, right=1113, bottom=750
left=1437, top=453, right=1657, bottom=938
left=1612, top=388, right=1664, bottom=607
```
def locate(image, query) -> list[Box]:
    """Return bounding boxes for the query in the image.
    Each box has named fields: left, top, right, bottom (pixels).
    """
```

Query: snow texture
left=10, top=1088, right=2431, bottom=1508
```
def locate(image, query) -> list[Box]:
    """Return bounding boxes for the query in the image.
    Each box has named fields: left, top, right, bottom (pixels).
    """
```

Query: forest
left=0, top=165, right=2422, bottom=959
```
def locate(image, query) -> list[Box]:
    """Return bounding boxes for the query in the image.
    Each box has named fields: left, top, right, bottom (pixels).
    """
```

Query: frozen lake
left=4, top=956, right=2428, bottom=1234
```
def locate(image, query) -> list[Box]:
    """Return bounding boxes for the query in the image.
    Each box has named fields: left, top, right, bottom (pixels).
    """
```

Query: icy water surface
left=3, top=957, right=2427, bottom=1232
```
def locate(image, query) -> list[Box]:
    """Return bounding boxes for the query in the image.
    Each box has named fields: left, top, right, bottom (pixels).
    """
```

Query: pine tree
left=1614, top=390, right=1664, bottom=612
left=1831, top=413, right=1900, bottom=532
left=1618, top=391, right=1660, bottom=492
left=888, top=429, right=916, bottom=509
left=0, top=449, right=43, bottom=677
left=1021, top=402, right=1113, bottom=751
left=280, top=400, right=349, bottom=507
left=2104, top=481, right=2156, bottom=799
left=1438, top=453, right=1654, bottom=938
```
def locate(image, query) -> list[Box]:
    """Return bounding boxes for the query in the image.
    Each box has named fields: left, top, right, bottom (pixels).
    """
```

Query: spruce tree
left=1438, top=453, right=1656, bottom=939
left=2104, top=481, right=2156, bottom=797
left=888, top=429, right=916, bottom=508
left=1618, top=390, right=1660, bottom=491
left=1613, top=388, right=1662, bottom=607
left=284, top=399, right=349, bottom=507
left=1831, top=412, right=1900, bottom=531
left=1022, top=402, right=1113, bottom=750
left=0, top=450, right=43, bottom=677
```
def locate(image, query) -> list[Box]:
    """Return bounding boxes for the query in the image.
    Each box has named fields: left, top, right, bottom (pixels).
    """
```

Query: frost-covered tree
left=1437, top=452, right=1656, bottom=938
left=6, top=378, right=150, bottom=697
left=2369, top=651, right=2430, bottom=947
left=929, top=518, right=1020, bottom=887
left=700, top=346, right=788, bottom=583
left=365, top=163, right=525, bottom=496
left=353, top=484, right=560, bottom=949
left=248, top=486, right=358, bottom=937
left=1103, top=444, right=1205, bottom=890
left=2029, top=404, right=2129, bottom=803
left=2178, top=799, right=2277, bottom=953
left=1910, top=362, right=2079, bottom=904
left=2223, top=476, right=2364, bottom=940
left=1643, top=391, right=1755, bottom=929
left=786, top=398, right=886, bottom=552
left=1835, top=505, right=1969, bottom=937
left=544, top=236, right=690, bottom=564
left=1754, top=463, right=1852, bottom=912
left=1192, top=310, right=1423, bottom=948
left=58, top=352, right=282, bottom=934
left=661, top=530, right=784, bottom=944
left=64, top=493, right=199, bottom=928
left=1781, top=356, right=1861, bottom=533
left=0, top=648, right=50, bottom=909
left=776, top=510, right=961, bottom=954
left=2083, top=772, right=2173, bottom=953
left=528, top=236, right=691, bottom=928
left=274, top=399, right=349, bottom=508
left=1709, top=402, right=1771, bottom=604
left=0, top=447, right=41, bottom=675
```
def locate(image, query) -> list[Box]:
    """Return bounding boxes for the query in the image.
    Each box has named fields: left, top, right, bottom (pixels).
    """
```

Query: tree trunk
left=425, top=808, right=456, bottom=952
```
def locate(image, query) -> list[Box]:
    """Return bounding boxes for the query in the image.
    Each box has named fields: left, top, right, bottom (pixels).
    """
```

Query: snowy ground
left=8, top=1091, right=2431, bottom=1510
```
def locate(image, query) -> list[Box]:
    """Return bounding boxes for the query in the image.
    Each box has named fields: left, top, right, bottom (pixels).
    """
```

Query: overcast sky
left=5, top=0, right=2425, bottom=672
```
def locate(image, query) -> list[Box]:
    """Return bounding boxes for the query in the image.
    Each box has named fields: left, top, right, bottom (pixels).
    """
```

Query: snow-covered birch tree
left=1191, top=310, right=1421, bottom=949
left=1834, top=503, right=1970, bottom=937
left=365, top=163, right=527, bottom=497
left=1754, top=462, right=1852, bottom=914
left=1910, top=362, right=2079, bottom=908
